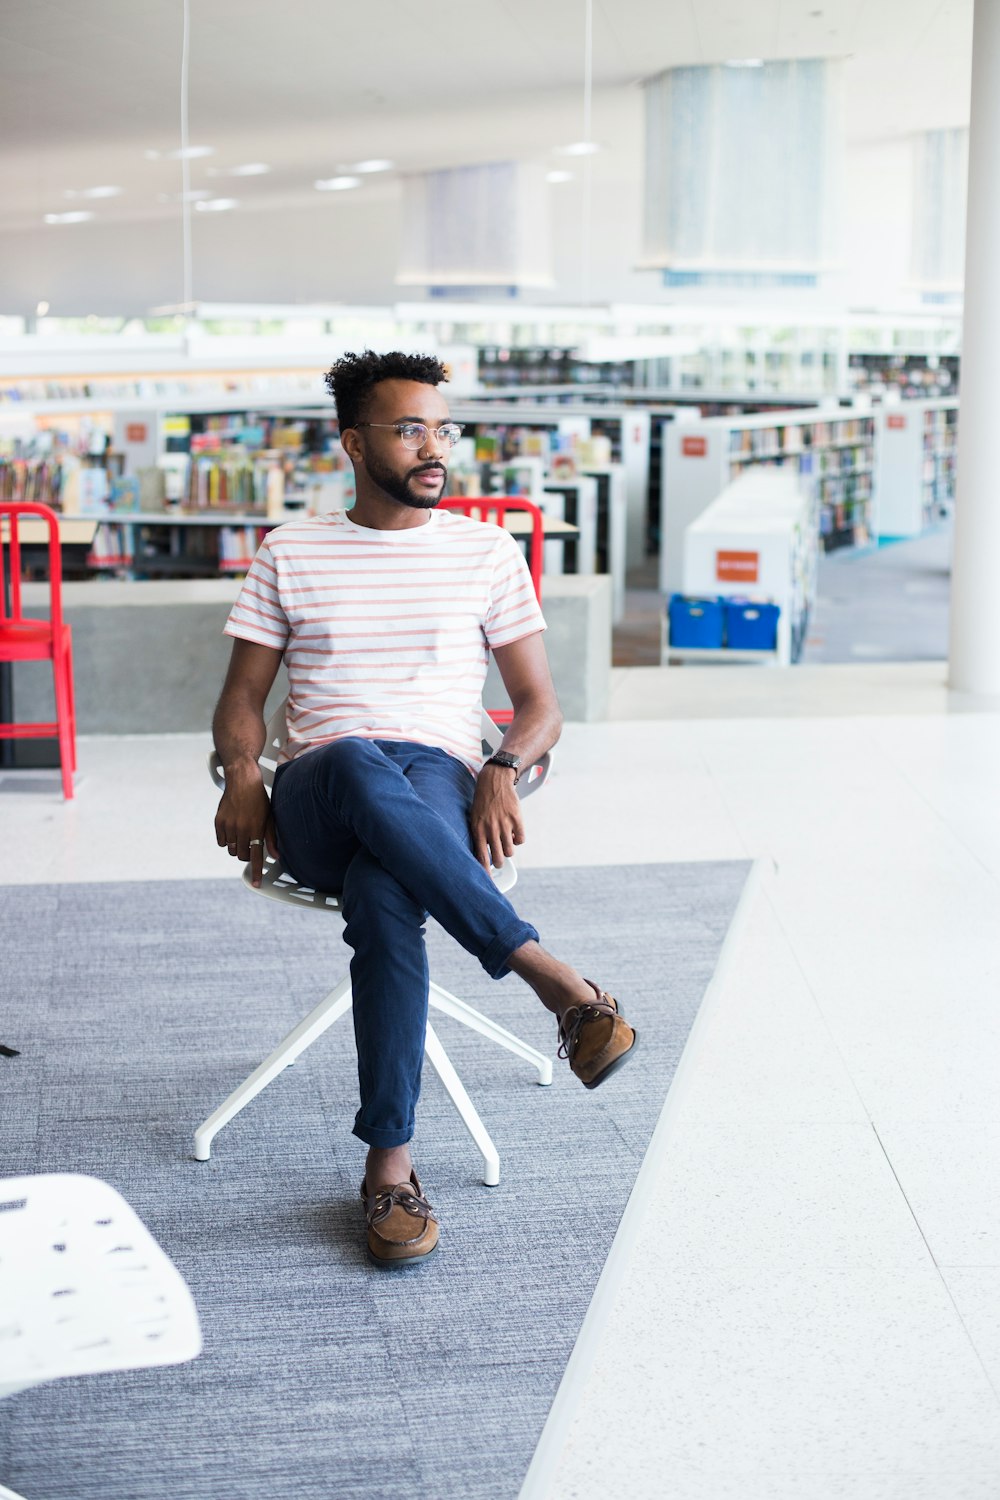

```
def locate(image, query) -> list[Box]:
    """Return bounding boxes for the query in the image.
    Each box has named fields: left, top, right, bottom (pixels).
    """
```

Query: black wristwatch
left=484, top=750, right=521, bottom=783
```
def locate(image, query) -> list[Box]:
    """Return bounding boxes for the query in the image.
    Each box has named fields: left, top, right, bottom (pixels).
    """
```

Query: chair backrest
left=437, top=496, right=544, bottom=604
left=0, top=1173, right=202, bottom=1399
left=0, top=502, right=64, bottom=634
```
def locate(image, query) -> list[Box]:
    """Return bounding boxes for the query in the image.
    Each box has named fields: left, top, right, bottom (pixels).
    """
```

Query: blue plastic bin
left=668, top=594, right=725, bottom=649
left=725, top=600, right=780, bottom=651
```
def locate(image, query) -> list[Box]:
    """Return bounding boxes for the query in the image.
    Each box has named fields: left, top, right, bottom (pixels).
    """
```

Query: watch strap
left=484, top=751, right=521, bottom=782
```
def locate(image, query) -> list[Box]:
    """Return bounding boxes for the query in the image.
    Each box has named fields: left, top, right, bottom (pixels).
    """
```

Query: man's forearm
left=213, top=688, right=268, bottom=779
left=495, top=699, right=563, bottom=771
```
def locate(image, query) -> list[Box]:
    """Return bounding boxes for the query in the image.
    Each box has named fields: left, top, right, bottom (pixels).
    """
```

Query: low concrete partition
left=18, top=573, right=612, bottom=734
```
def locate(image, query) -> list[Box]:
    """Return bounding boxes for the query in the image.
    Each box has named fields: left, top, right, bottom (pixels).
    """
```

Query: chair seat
left=0, top=1173, right=202, bottom=1395
left=0, top=620, right=63, bottom=659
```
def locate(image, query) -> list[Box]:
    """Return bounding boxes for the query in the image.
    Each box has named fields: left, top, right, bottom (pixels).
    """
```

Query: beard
left=366, top=453, right=447, bottom=510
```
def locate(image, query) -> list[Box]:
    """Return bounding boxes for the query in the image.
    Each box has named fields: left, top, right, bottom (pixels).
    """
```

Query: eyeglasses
left=354, top=421, right=465, bottom=450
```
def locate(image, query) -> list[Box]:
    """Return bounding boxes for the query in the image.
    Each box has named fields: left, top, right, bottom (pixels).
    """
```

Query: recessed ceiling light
left=315, top=176, right=362, bottom=191
left=64, top=185, right=123, bottom=200
left=546, top=170, right=575, bottom=183
left=228, top=163, right=271, bottom=177
left=44, top=211, right=94, bottom=225
left=349, top=159, right=394, bottom=174
left=725, top=58, right=765, bottom=67
left=557, top=141, right=600, bottom=157
left=157, top=189, right=213, bottom=203
left=36, top=300, right=50, bottom=316
left=145, top=145, right=215, bottom=161
left=194, top=197, right=238, bottom=212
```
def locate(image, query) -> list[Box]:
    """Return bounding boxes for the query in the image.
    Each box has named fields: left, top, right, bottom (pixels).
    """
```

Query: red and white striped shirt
left=225, top=508, right=546, bottom=775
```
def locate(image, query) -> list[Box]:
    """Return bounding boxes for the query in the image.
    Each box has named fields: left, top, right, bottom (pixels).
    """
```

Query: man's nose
left=418, top=428, right=446, bottom=460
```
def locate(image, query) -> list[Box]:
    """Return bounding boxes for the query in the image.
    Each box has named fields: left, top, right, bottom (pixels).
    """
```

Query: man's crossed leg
left=271, top=736, right=637, bottom=1266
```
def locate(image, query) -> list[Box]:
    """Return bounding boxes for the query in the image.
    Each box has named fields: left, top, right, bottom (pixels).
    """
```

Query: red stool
left=0, top=502, right=77, bottom=799
left=438, top=497, right=545, bottom=729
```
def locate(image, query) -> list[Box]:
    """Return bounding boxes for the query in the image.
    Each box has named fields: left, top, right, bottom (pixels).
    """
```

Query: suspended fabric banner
left=397, top=161, right=553, bottom=290
left=641, top=60, right=842, bottom=283
left=911, top=128, right=968, bottom=295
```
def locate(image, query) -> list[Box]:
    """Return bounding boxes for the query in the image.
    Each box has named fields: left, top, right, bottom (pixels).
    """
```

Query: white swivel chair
left=195, top=704, right=553, bottom=1185
left=0, top=1173, right=202, bottom=1500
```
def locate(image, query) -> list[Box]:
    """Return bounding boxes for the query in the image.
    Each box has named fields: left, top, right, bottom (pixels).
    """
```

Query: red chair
left=438, top=496, right=544, bottom=603
left=0, top=502, right=76, bottom=799
left=438, top=497, right=546, bottom=728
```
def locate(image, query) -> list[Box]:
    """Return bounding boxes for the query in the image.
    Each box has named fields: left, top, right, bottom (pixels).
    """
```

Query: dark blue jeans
left=271, top=737, right=539, bottom=1148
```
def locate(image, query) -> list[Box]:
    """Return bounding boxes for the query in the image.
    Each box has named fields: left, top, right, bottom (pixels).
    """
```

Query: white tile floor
left=5, top=662, right=1000, bottom=1499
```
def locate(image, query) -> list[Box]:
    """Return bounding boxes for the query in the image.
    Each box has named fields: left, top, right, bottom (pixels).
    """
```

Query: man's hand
left=215, top=766, right=280, bottom=888
left=470, top=764, right=525, bottom=871
left=212, top=639, right=284, bottom=887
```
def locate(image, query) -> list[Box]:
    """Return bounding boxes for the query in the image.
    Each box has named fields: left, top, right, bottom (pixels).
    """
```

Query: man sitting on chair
left=212, top=350, right=636, bottom=1268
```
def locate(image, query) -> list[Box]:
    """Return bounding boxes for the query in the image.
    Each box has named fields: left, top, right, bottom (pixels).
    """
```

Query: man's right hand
left=215, top=767, right=279, bottom=888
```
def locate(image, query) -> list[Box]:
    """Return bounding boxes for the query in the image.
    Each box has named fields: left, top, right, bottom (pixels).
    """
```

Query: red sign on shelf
left=681, top=435, right=708, bottom=457
left=125, top=422, right=148, bottom=443
left=717, top=550, right=760, bottom=583
left=886, top=414, right=907, bottom=430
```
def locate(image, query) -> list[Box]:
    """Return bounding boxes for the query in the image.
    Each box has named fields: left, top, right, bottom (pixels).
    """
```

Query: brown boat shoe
left=360, top=1170, right=439, bottom=1268
left=557, top=979, right=637, bottom=1089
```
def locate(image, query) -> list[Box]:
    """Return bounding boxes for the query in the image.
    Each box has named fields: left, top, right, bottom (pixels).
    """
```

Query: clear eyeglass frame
left=355, top=421, right=465, bottom=450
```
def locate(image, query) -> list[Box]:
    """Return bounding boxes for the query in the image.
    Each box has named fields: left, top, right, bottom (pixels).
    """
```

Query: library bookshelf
left=660, top=409, right=876, bottom=596
left=452, top=401, right=649, bottom=569
left=873, top=399, right=959, bottom=539
left=675, top=469, right=816, bottom=667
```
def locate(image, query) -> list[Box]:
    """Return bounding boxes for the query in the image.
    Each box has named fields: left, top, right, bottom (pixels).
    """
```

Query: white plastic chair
left=195, top=705, right=553, bottom=1186
left=0, top=1173, right=202, bottom=1500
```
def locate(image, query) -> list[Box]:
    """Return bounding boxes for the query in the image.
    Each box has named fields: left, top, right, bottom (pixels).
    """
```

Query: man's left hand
left=470, top=765, right=525, bottom=871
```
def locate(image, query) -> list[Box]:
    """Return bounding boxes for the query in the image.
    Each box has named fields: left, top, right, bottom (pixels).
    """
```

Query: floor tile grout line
left=689, top=719, right=876, bottom=1135
left=869, top=1121, right=1000, bottom=1411
left=516, top=857, right=767, bottom=1500
left=754, top=873, right=886, bottom=1128
left=857, top=722, right=1000, bottom=891
left=693, top=721, right=989, bottom=1139
left=753, top=864, right=1000, bottom=1414
left=690, top=726, right=757, bottom=863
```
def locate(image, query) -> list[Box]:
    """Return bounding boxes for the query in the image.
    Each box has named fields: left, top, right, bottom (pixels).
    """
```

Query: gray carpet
left=0, top=861, right=748, bottom=1500
left=802, top=524, right=952, bottom=664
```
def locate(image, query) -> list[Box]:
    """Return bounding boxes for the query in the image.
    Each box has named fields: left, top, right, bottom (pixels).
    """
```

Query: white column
left=949, top=0, right=1000, bottom=693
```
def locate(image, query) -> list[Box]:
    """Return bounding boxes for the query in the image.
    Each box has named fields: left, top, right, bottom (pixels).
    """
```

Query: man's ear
left=341, top=428, right=363, bottom=464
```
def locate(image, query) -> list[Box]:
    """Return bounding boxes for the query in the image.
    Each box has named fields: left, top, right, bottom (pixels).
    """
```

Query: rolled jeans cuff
left=482, top=919, right=539, bottom=980
left=352, top=1115, right=415, bottom=1148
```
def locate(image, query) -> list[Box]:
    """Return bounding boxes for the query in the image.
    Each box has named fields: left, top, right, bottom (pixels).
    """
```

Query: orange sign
left=717, top=550, right=759, bottom=583
left=887, top=414, right=907, bottom=430
left=681, top=435, right=708, bottom=457
left=125, top=422, right=148, bottom=442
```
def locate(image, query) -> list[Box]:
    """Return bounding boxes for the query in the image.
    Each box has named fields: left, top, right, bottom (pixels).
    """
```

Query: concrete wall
left=17, top=573, right=612, bottom=734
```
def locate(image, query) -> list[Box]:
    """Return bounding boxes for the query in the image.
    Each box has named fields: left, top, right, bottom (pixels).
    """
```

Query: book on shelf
left=218, top=525, right=265, bottom=572
left=87, top=523, right=134, bottom=569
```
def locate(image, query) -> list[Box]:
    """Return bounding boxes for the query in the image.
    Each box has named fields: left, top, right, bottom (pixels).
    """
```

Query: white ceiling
left=0, top=1, right=974, bottom=223
left=0, top=0, right=975, bottom=311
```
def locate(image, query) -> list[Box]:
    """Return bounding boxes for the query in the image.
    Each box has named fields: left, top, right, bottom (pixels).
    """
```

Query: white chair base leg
left=423, top=1021, right=501, bottom=1187
left=193, top=978, right=353, bottom=1161
left=0, top=1482, right=28, bottom=1500
left=193, top=977, right=552, bottom=1181
left=428, top=982, right=553, bottom=1085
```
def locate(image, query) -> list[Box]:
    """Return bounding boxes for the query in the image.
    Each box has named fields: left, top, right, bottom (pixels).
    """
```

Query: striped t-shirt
left=224, top=508, right=546, bottom=775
